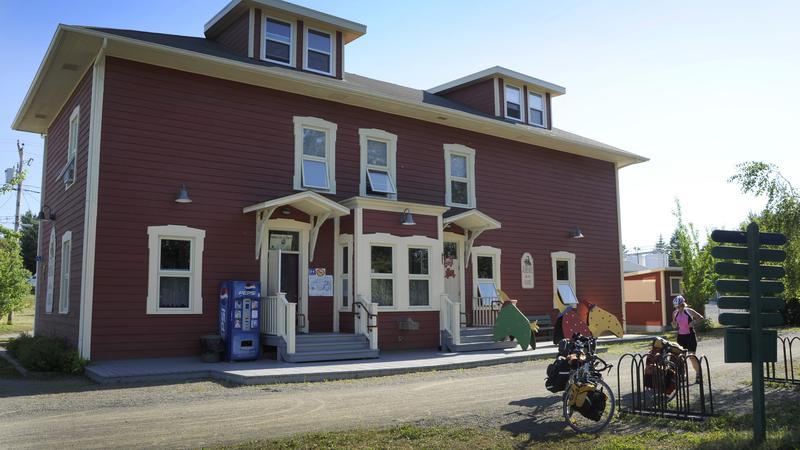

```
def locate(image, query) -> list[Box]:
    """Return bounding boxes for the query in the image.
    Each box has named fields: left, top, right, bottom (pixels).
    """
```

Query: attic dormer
left=428, top=67, right=566, bottom=129
left=204, top=0, right=366, bottom=79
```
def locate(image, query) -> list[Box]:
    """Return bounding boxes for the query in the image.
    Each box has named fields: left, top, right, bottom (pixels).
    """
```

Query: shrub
left=693, top=317, right=715, bottom=333
left=782, top=298, right=800, bottom=326
left=6, top=333, right=86, bottom=374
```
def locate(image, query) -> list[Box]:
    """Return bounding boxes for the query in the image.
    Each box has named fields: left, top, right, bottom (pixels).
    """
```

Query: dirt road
left=0, top=334, right=794, bottom=449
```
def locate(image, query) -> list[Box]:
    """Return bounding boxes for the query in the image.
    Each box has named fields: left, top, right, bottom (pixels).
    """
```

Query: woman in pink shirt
left=671, top=295, right=704, bottom=383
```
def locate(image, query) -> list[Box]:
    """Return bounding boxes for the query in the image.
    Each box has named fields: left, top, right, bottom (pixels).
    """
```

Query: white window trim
left=303, top=25, right=335, bottom=76
left=46, top=227, right=56, bottom=314
left=408, top=246, right=433, bottom=308
left=356, top=232, right=443, bottom=312
left=359, top=128, right=398, bottom=199
left=471, top=246, right=502, bottom=301
left=551, top=251, right=577, bottom=309
left=335, top=234, right=353, bottom=312
left=58, top=231, right=72, bottom=314
left=504, top=83, right=523, bottom=122
left=669, top=276, right=683, bottom=296
left=147, top=225, right=205, bottom=315
left=369, top=243, right=396, bottom=308
left=261, top=15, right=296, bottom=67
left=527, top=90, right=547, bottom=128
left=293, top=116, right=337, bottom=193
left=443, top=144, right=476, bottom=208
left=64, top=105, right=80, bottom=190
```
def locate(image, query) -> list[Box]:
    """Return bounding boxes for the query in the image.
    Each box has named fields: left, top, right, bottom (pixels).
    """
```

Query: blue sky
left=1, top=0, right=798, bottom=249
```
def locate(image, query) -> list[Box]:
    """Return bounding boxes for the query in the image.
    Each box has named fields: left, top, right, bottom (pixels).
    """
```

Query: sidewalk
left=86, top=334, right=652, bottom=386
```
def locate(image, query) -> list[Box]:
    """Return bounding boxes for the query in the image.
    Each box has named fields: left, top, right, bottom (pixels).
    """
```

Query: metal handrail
left=354, top=300, right=377, bottom=331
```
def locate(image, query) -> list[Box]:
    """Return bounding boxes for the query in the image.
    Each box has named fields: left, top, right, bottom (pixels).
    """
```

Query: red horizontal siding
left=215, top=11, right=249, bottom=57
left=378, top=311, right=439, bottom=350
left=34, top=69, right=92, bottom=347
left=362, top=210, right=438, bottom=238
left=440, top=78, right=495, bottom=117
left=90, top=57, right=621, bottom=358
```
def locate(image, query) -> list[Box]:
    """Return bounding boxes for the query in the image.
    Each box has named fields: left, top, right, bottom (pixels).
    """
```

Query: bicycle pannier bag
left=545, top=357, right=571, bottom=393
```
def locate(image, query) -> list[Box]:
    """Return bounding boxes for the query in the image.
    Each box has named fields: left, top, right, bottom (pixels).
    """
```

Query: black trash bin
left=200, top=335, right=224, bottom=363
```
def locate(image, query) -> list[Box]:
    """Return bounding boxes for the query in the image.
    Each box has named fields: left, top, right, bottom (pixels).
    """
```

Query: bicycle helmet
left=672, top=295, right=686, bottom=308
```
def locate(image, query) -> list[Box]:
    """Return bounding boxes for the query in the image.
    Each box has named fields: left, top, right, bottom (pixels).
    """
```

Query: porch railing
left=355, top=295, right=379, bottom=350
left=263, top=293, right=296, bottom=355
left=440, top=294, right=461, bottom=346
left=472, top=296, right=501, bottom=327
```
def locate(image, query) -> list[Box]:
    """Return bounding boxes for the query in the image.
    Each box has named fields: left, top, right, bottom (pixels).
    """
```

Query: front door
left=268, top=231, right=303, bottom=330
left=443, top=241, right=462, bottom=323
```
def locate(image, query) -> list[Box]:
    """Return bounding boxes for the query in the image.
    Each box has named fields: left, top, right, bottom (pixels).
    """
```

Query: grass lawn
left=219, top=389, right=800, bottom=450
left=0, top=294, right=34, bottom=336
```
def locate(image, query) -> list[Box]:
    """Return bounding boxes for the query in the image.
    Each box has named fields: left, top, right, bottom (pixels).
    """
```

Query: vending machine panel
left=219, top=281, right=261, bottom=361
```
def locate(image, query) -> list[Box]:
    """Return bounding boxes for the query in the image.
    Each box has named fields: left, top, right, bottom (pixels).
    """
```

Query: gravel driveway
left=1, top=332, right=797, bottom=449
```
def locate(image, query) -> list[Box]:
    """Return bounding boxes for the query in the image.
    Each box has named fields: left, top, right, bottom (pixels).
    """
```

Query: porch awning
left=244, top=191, right=350, bottom=261
left=443, top=209, right=501, bottom=266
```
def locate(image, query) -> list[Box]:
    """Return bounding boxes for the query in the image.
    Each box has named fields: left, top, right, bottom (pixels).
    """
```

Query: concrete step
left=284, top=348, right=380, bottom=363
left=295, top=341, right=371, bottom=352
left=447, top=340, right=518, bottom=352
left=295, top=333, right=368, bottom=342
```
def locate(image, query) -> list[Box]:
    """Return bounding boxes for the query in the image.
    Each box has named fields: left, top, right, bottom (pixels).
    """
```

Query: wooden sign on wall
left=521, top=252, right=534, bottom=289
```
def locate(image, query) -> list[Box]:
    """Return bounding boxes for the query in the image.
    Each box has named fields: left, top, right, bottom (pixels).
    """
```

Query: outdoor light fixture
left=174, top=184, right=192, bottom=204
left=281, top=207, right=293, bottom=215
left=400, top=208, right=416, bottom=226
left=37, top=205, right=56, bottom=222
left=569, top=227, right=585, bottom=239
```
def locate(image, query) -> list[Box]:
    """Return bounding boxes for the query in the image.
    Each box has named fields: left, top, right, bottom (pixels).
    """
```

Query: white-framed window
left=304, top=26, right=333, bottom=75
left=444, top=144, right=476, bottom=208
left=528, top=91, right=546, bottom=127
left=338, top=236, right=352, bottom=311
left=669, top=276, right=683, bottom=296
left=58, top=231, right=72, bottom=314
left=45, top=227, right=56, bottom=314
left=551, top=251, right=577, bottom=309
left=293, top=116, right=337, bottom=193
left=263, top=16, right=294, bottom=66
left=370, top=245, right=395, bottom=307
left=63, top=106, right=79, bottom=188
left=504, top=84, right=522, bottom=121
left=147, top=225, right=205, bottom=315
left=471, top=246, right=501, bottom=306
left=408, top=247, right=431, bottom=307
left=359, top=128, right=397, bottom=199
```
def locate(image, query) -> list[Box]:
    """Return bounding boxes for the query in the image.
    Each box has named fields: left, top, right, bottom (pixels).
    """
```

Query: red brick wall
left=34, top=70, right=92, bottom=347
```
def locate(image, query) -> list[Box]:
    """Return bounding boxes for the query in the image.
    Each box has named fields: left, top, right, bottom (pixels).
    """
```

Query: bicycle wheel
left=562, top=377, right=616, bottom=434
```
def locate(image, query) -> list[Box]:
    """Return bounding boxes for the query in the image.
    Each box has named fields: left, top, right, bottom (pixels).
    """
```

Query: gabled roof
left=428, top=66, right=566, bottom=97
left=13, top=26, right=649, bottom=169
left=205, top=0, right=367, bottom=43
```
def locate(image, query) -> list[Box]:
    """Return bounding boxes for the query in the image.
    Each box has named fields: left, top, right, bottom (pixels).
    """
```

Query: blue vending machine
left=219, top=281, right=261, bottom=361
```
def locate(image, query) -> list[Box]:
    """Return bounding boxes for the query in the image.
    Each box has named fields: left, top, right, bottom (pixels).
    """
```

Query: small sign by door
left=521, top=252, right=534, bottom=289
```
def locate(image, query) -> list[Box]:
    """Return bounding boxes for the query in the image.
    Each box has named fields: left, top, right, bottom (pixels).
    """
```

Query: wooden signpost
left=711, top=223, right=786, bottom=445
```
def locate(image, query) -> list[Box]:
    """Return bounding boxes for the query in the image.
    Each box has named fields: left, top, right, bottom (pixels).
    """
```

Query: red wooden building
left=623, top=267, right=684, bottom=332
left=13, top=0, right=647, bottom=362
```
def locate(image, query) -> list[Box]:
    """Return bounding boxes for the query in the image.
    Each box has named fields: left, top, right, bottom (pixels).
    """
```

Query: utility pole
left=14, top=141, right=24, bottom=232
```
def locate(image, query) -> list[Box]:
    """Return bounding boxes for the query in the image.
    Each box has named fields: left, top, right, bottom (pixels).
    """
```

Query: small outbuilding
left=623, top=267, right=683, bottom=332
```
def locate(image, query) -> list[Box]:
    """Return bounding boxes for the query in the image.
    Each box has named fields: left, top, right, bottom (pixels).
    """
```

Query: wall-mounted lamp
left=569, top=227, right=584, bottom=239
left=281, top=207, right=293, bottom=216
left=400, top=208, right=416, bottom=226
left=37, top=205, right=56, bottom=222
left=174, top=184, right=192, bottom=204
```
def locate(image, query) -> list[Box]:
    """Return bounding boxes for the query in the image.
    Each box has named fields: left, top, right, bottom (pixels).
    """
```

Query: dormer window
left=528, top=91, right=546, bottom=127
left=305, top=28, right=333, bottom=75
left=504, top=85, right=522, bottom=121
left=264, top=17, right=293, bottom=66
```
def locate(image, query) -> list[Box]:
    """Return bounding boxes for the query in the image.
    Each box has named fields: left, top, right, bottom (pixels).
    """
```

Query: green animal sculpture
left=493, top=303, right=536, bottom=350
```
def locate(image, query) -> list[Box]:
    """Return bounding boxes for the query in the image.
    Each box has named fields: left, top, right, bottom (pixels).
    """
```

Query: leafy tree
left=0, top=226, right=32, bottom=325
left=20, top=211, right=39, bottom=274
left=730, top=162, right=800, bottom=299
left=670, top=201, right=718, bottom=309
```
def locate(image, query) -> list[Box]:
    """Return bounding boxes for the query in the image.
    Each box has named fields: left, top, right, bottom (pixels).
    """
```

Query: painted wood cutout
left=493, top=303, right=536, bottom=350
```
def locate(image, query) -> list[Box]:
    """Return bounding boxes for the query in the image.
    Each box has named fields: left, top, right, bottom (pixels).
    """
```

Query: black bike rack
left=616, top=352, right=714, bottom=421
left=764, top=335, right=800, bottom=386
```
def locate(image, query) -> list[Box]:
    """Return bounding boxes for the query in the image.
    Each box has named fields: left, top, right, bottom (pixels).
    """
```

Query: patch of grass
left=218, top=390, right=800, bottom=450
left=0, top=295, right=35, bottom=335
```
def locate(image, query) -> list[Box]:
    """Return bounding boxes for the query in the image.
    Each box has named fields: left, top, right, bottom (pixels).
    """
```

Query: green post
left=748, top=222, right=765, bottom=445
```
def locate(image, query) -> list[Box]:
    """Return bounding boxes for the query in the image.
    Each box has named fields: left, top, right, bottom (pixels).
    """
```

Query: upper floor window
left=264, top=17, right=293, bottom=66
left=147, top=225, right=205, bottom=315
left=293, top=116, right=337, bottom=193
left=305, top=28, right=333, bottom=75
left=359, top=129, right=397, bottom=199
left=444, top=144, right=476, bottom=208
left=63, top=106, right=79, bottom=188
left=528, top=91, right=545, bottom=127
left=504, top=85, right=522, bottom=121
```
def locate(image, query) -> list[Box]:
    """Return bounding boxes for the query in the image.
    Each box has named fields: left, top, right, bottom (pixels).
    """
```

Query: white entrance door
left=443, top=241, right=462, bottom=323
